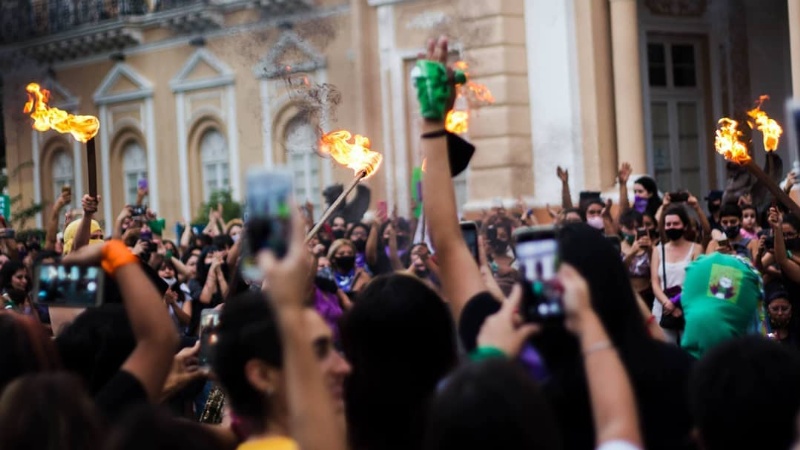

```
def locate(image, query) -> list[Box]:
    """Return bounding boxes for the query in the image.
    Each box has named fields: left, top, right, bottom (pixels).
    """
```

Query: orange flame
left=445, top=108, right=469, bottom=134
left=714, top=118, right=751, bottom=164
left=319, top=130, right=383, bottom=179
left=747, top=95, right=782, bottom=151
left=444, top=61, right=494, bottom=134
left=23, top=83, right=99, bottom=143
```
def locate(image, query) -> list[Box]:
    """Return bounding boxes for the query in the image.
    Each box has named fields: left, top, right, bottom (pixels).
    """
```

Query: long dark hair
left=341, top=274, right=457, bottom=450
left=0, top=312, right=60, bottom=394
left=635, top=176, right=663, bottom=217
left=0, top=260, right=27, bottom=293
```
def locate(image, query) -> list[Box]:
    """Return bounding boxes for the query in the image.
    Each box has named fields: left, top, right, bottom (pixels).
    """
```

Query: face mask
left=335, top=256, right=356, bottom=272
left=723, top=225, right=741, bottom=239
left=622, top=233, right=635, bottom=246
left=396, top=235, right=409, bottom=248
left=162, top=277, right=177, bottom=286
left=317, top=267, right=335, bottom=281
left=664, top=228, right=685, bottom=241
left=492, top=240, right=509, bottom=254
left=709, top=203, right=721, bottom=213
left=633, top=196, right=648, bottom=213
left=332, top=229, right=346, bottom=240
left=770, top=316, right=791, bottom=329
left=352, top=239, right=366, bottom=253
left=786, top=238, right=800, bottom=252
left=231, top=234, right=240, bottom=243
left=586, top=216, right=604, bottom=230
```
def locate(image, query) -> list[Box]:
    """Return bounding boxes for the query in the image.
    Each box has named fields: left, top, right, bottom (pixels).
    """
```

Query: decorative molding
left=367, top=0, right=410, bottom=6
left=252, top=29, right=326, bottom=79
left=170, top=48, right=235, bottom=93
left=405, top=11, right=450, bottom=30
left=93, top=63, right=154, bottom=105
left=644, top=0, right=708, bottom=17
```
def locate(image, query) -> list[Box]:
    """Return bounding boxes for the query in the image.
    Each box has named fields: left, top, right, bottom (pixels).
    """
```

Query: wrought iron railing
left=0, top=0, right=202, bottom=46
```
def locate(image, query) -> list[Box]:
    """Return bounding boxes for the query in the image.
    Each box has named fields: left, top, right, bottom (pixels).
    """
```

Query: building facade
left=0, top=0, right=798, bottom=231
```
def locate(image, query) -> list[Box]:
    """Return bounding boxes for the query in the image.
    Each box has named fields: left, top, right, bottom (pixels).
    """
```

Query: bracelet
left=469, top=346, right=507, bottom=362
left=101, top=240, right=140, bottom=277
left=582, top=340, right=614, bottom=357
left=421, top=129, right=447, bottom=139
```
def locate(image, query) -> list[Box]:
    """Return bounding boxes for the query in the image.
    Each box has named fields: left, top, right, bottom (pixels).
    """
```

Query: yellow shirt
left=237, top=436, right=299, bottom=450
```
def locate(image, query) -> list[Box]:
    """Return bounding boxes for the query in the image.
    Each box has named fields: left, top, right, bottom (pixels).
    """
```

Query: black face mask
left=335, top=256, right=356, bottom=272
left=786, top=238, right=800, bottom=252
left=723, top=225, right=741, bottom=239
left=664, top=228, right=685, bottom=241
left=492, top=240, right=509, bottom=254
left=332, top=229, right=346, bottom=240
left=396, top=235, right=409, bottom=248
left=709, top=203, right=721, bottom=213
left=352, top=239, right=367, bottom=253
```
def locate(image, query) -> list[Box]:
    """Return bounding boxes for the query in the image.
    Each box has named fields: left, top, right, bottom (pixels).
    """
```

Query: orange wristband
left=101, top=240, right=139, bottom=276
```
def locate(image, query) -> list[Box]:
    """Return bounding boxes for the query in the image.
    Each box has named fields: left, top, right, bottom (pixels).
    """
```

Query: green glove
left=412, top=60, right=466, bottom=121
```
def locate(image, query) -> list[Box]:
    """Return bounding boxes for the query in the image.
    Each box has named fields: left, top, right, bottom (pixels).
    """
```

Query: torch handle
left=86, top=138, right=97, bottom=198
left=305, top=172, right=366, bottom=243
left=746, top=161, right=800, bottom=219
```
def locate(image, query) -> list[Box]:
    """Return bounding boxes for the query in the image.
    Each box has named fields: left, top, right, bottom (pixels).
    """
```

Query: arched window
left=122, top=141, right=147, bottom=206
left=51, top=150, right=74, bottom=206
left=200, top=129, right=229, bottom=202
left=285, top=117, right=320, bottom=217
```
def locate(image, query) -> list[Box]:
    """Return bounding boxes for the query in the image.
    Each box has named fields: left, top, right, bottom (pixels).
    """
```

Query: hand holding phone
left=669, top=192, right=689, bottom=203
left=198, top=309, right=220, bottom=368
left=514, top=226, right=565, bottom=325
left=460, top=221, right=479, bottom=264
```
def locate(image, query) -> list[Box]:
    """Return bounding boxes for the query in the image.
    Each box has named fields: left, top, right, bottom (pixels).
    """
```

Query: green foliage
left=0, top=161, right=44, bottom=230
left=194, top=189, right=243, bottom=225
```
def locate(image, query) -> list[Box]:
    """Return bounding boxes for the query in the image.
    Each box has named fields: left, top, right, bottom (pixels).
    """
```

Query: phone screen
left=241, top=169, right=294, bottom=280
left=515, top=227, right=564, bottom=325
left=377, top=201, right=388, bottom=219
left=198, top=309, right=221, bottom=368
left=33, top=264, right=104, bottom=308
left=459, top=221, right=479, bottom=263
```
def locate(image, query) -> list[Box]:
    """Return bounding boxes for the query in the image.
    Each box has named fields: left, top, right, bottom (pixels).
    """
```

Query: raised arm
left=63, top=241, right=178, bottom=401
left=113, top=205, right=132, bottom=240
left=45, top=190, right=71, bottom=251
left=560, top=264, right=642, bottom=448
left=769, top=208, right=800, bottom=283
left=558, top=166, right=574, bottom=209
left=260, top=210, right=347, bottom=450
left=618, top=163, right=632, bottom=213
left=72, top=195, right=99, bottom=253
left=417, top=37, right=485, bottom=321
left=365, top=214, right=383, bottom=267
left=688, top=194, right=711, bottom=246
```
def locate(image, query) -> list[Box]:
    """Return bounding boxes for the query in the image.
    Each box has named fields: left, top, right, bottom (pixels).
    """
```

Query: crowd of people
left=2, top=36, right=800, bottom=450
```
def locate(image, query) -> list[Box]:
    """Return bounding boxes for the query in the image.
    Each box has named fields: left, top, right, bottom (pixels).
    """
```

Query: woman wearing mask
left=620, top=210, right=655, bottom=310
left=650, top=206, right=702, bottom=344
left=347, top=222, right=371, bottom=272
left=633, top=176, right=662, bottom=218
left=158, top=260, right=191, bottom=334
left=329, top=239, right=372, bottom=299
left=765, top=283, right=798, bottom=349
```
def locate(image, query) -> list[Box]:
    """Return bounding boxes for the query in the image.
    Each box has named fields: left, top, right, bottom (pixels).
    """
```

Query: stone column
left=609, top=0, right=647, bottom=173
left=789, top=0, right=800, bottom=96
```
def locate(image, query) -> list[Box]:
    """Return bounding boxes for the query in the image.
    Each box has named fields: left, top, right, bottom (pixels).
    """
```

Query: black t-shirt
left=458, top=292, right=501, bottom=352
left=94, top=370, right=148, bottom=423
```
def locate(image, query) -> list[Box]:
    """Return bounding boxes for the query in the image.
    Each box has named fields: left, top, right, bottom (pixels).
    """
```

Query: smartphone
left=130, top=205, right=147, bottom=217
left=669, top=192, right=689, bottom=203
left=765, top=236, right=775, bottom=249
left=198, top=309, right=221, bottom=368
left=459, top=221, right=479, bottom=263
left=648, top=229, right=660, bottom=240
left=241, top=169, right=294, bottom=280
left=32, top=263, right=104, bottom=308
left=377, top=201, right=388, bottom=219
left=717, top=238, right=730, bottom=249
left=486, top=225, right=498, bottom=243
left=190, top=224, right=205, bottom=236
left=636, top=227, right=648, bottom=238
left=514, top=226, right=565, bottom=325
left=137, top=179, right=148, bottom=191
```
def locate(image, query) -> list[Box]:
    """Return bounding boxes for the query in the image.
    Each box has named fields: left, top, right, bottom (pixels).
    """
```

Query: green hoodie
left=680, top=253, right=764, bottom=359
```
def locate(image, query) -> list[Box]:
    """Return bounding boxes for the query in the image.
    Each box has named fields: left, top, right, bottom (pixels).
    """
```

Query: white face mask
left=586, top=216, right=605, bottom=230
left=162, top=277, right=177, bottom=286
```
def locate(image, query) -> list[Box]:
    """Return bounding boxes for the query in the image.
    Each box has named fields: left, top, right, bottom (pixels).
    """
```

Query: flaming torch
left=24, top=83, right=100, bottom=197
left=305, top=130, right=383, bottom=242
left=444, top=61, right=495, bottom=134
left=714, top=117, right=800, bottom=219
left=747, top=95, right=783, bottom=152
